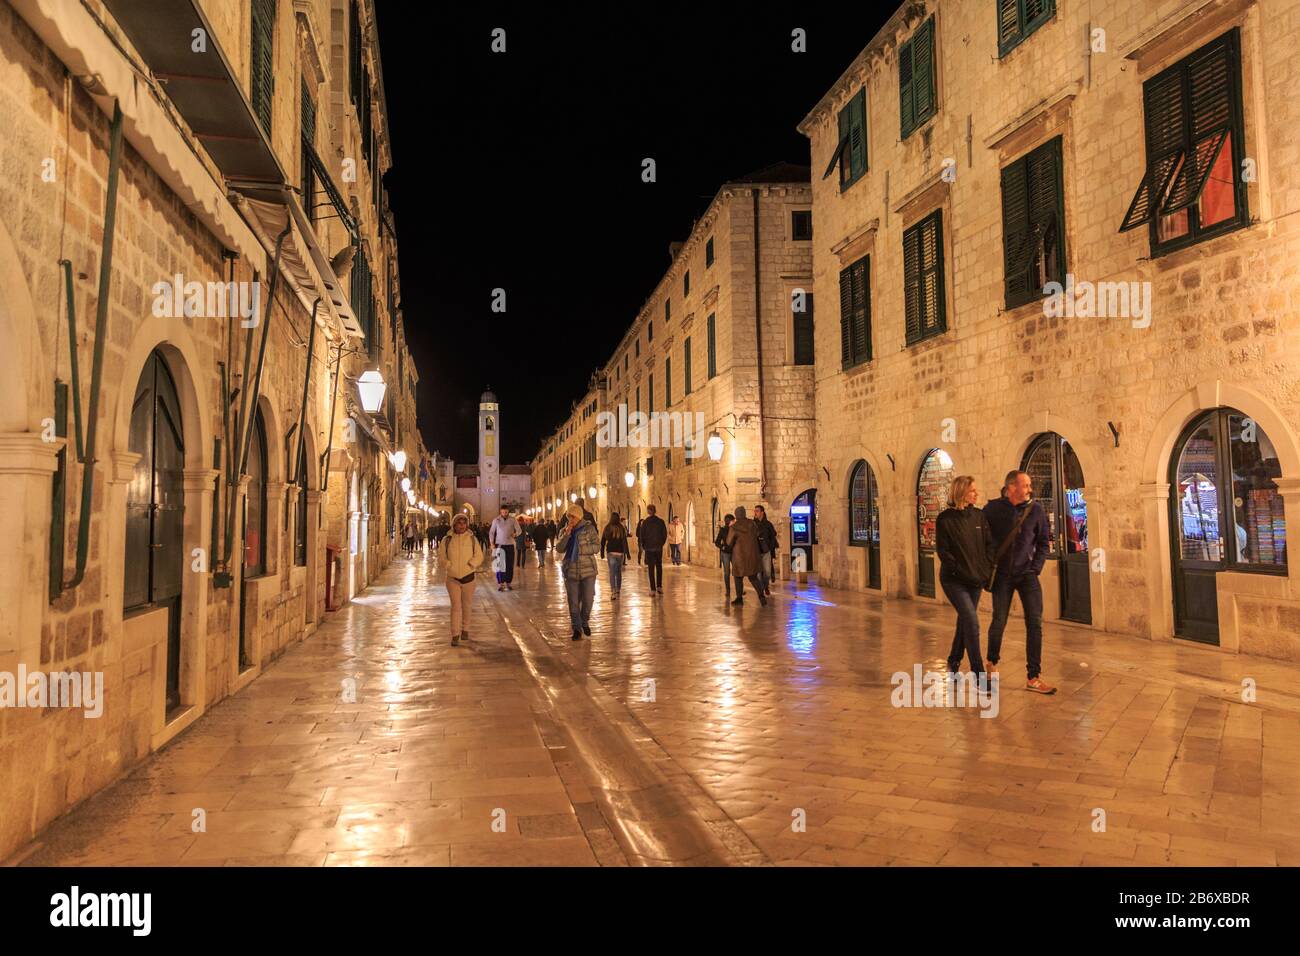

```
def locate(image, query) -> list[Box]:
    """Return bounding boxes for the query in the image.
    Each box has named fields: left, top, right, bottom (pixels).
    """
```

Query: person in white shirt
left=489, top=506, right=521, bottom=591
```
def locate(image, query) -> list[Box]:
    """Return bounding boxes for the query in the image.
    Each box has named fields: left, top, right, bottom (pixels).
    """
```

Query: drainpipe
left=751, top=188, right=769, bottom=501
left=59, top=100, right=124, bottom=593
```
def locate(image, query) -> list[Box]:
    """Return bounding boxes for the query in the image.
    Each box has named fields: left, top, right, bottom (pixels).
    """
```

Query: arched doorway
left=124, top=350, right=186, bottom=712
left=685, top=500, right=695, bottom=563
left=1170, top=408, right=1287, bottom=643
left=1023, top=433, right=1091, bottom=623
left=849, top=460, right=881, bottom=589
left=916, top=448, right=954, bottom=597
left=239, top=408, right=268, bottom=671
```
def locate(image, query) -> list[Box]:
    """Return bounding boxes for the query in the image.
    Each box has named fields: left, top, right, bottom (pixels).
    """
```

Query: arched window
left=848, top=460, right=881, bottom=589
left=1022, top=433, right=1091, bottom=623
left=916, top=448, right=954, bottom=597
left=243, top=409, right=267, bottom=576
left=294, top=441, right=309, bottom=566
left=124, top=350, right=185, bottom=710
left=1171, top=408, right=1286, bottom=643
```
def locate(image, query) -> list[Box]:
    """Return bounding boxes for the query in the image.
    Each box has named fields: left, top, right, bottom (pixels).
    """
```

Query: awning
left=234, top=188, right=363, bottom=339
left=101, top=0, right=284, bottom=188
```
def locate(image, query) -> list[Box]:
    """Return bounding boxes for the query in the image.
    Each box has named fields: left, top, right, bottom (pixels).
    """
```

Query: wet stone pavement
left=10, top=546, right=1300, bottom=867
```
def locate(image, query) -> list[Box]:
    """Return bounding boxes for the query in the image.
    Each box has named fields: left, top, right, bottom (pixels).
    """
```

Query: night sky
left=376, top=5, right=890, bottom=465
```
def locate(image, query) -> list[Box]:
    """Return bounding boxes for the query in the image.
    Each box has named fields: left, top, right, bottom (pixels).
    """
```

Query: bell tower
left=479, top=388, right=500, bottom=516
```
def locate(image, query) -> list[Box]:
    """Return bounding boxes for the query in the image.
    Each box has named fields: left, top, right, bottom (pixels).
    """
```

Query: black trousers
left=644, top=548, right=663, bottom=589
left=734, top=574, right=763, bottom=599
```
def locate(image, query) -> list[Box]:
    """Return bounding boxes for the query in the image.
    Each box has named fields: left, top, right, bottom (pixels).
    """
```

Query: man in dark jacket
left=984, top=469, right=1056, bottom=694
left=637, top=505, right=668, bottom=594
left=531, top=518, right=549, bottom=560
left=753, top=505, right=778, bottom=597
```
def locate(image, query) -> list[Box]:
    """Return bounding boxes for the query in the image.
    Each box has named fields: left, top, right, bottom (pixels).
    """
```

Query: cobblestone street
left=11, top=549, right=1300, bottom=867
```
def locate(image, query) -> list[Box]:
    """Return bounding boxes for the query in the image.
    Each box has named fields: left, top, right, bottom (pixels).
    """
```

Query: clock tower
left=479, top=389, right=500, bottom=516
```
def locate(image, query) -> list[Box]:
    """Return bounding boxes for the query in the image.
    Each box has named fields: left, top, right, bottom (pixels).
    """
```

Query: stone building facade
left=533, top=165, right=818, bottom=571
left=800, top=0, right=1300, bottom=661
left=0, top=0, right=421, bottom=859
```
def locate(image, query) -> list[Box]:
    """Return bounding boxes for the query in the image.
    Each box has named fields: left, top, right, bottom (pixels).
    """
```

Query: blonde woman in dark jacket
left=935, top=475, right=994, bottom=686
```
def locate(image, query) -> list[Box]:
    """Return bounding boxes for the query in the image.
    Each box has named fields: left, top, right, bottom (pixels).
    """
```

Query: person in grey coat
left=555, top=503, right=600, bottom=640
left=725, top=506, right=766, bottom=607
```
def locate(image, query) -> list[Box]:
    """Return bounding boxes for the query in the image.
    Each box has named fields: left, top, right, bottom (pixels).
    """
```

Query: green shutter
left=997, top=0, right=1022, bottom=54
left=913, top=19, right=935, bottom=129
left=903, top=226, right=922, bottom=345
left=839, top=267, right=853, bottom=367
left=899, top=36, right=915, bottom=138
left=920, top=212, right=945, bottom=337
left=665, top=358, right=671, bottom=406
left=707, top=313, right=716, bottom=378
left=851, top=261, right=869, bottom=365
left=684, top=338, right=692, bottom=394
left=1002, top=137, right=1064, bottom=308
left=1120, top=60, right=1189, bottom=231
left=850, top=88, right=867, bottom=179
left=1162, top=34, right=1235, bottom=215
left=251, top=0, right=276, bottom=135
left=1001, top=153, right=1032, bottom=305
left=794, top=293, right=815, bottom=366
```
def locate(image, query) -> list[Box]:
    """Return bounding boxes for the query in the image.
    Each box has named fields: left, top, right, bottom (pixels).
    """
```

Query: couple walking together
left=936, top=469, right=1057, bottom=695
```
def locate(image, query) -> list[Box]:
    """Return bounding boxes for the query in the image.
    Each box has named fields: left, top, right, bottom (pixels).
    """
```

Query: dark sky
left=376, top=5, right=888, bottom=465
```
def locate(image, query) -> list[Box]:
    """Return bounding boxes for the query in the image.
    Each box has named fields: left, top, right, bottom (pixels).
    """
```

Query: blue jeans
left=759, top=551, right=773, bottom=592
left=940, top=569, right=985, bottom=676
left=987, top=571, right=1044, bottom=679
left=670, top=544, right=681, bottom=565
left=720, top=552, right=732, bottom=596
left=565, top=575, right=596, bottom=629
left=607, top=553, right=625, bottom=592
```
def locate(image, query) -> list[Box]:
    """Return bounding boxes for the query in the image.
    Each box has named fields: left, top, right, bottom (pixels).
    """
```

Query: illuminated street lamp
left=588, top=485, right=598, bottom=499
left=389, top=450, right=407, bottom=472
left=570, top=492, right=577, bottom=503
left=707, top=431, right=724, bottom=462
left=624, top=470, right=635, bottom=488
left=400, top=476, right=412, bottom=492
left=406, top=490, right=416, bottom=505
left=356, top=368, right=387, bottom=413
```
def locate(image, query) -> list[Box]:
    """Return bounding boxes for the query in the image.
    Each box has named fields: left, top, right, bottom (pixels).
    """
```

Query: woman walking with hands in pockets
left=442, top=512, right=484, bottom=647
left=935, top=475, right=995, bottom=690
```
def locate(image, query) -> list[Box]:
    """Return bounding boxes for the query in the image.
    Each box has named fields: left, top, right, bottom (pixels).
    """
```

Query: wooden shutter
left=665, top=358, right=671, bottom=407
left=251, top=0, right=275, bottom=134
left=899, top=34, right=915, bottom=137
left=849, top=89, right=867, bottom=179
left=913, top=19, right=935, bottom=127
left=997, top=0, right=1022, bottom=53
left=684, top=338, right=692, bottom=393
left=707, top=314, right=716, bottom=377
left=1120, top=62, right=1187, bottom=231
left=1001, top=155, right=1033, bottom=304
left=903, top=226, right=922, bottom=344
left=851, top=261, right=869, bottom=364
left=921, top=213, right=945, bottom=336
left=1163, top=33, right=1235, bottom=215
left=839, top=267, right=854, bottom=368
left=300, top=78, right=316, bottom=141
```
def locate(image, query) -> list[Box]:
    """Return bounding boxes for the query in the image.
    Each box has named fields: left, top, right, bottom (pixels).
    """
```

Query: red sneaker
left=1026, top=677, right=1057, bottom=695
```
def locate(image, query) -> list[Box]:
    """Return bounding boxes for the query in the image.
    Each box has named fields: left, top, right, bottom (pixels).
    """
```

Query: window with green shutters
left=648, top=374, right=654, bottom=415
left=1001, top=136, right=1065, bottom=309
left=251, top=0, right=276, bottom=135
left=351, top=247, right=374, bottom=352
left=706, top=313, right=717, bottom=379
left=823, top=88, right=867, bottom=190
left=300, top=79, right=316, bottom=216
left=903, top=211, right=946, bottom=345
left=684, top=338, right=692, bottom=394
left=664, top=358, right=671, bottom=406
left=1118, top=29, right=1248, bottom=256
left=899, top=17, right=936, bottom=139
left=997, top=0, right=1055, bottom=57
left=705, top=237, right=714, bottom=267
left=838, top=258, right=870, bottom=369
left=793, top=291, right=815, bottom=366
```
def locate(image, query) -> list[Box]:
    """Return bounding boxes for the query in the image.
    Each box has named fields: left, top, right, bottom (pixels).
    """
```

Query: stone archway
left=109, top=320, right=215, bottom=747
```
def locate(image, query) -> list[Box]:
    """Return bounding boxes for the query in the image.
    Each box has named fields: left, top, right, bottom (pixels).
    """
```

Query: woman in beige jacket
left=442, top=512, right=484, bottom=646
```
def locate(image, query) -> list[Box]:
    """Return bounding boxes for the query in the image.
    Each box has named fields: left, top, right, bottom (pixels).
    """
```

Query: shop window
left=916, top=448, right=954, bottom=597
left=903, top=211, right=946, bottom=345
left=1119, top=30, right=1248, bottom=255
left=899, top=16, right=937, bottom=139
left=823, top=88, right=867, bottom=190
left=848, top=460, right=881, bottom=589
left=998, top=0, right=1055, bottom=58
left=1001, top=136, right=1065, bottom=309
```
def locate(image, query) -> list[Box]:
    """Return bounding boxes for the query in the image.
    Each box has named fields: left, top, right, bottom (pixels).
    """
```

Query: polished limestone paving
left=10, top=545, right=1300, bottom=866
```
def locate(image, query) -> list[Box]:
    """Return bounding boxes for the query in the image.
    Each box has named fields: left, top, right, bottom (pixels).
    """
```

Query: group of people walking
left=935, top=469, right=1056, bottom=695
left=437, top=470, right=1055, bottom=696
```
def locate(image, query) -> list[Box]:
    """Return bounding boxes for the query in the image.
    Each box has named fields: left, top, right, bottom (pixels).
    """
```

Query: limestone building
left=800, top=0, right=1300, bottom=660
left=0, top=0, right=420, bottom=859
left=533, top=164, right=818, bottom=569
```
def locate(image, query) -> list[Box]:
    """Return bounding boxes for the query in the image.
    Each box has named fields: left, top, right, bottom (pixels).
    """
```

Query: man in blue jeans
left=984, top=470, right=1057, bottom=695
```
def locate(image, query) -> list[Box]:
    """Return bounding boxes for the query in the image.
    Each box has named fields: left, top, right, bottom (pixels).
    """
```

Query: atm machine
left=790, top=490, right=817, bottom=572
